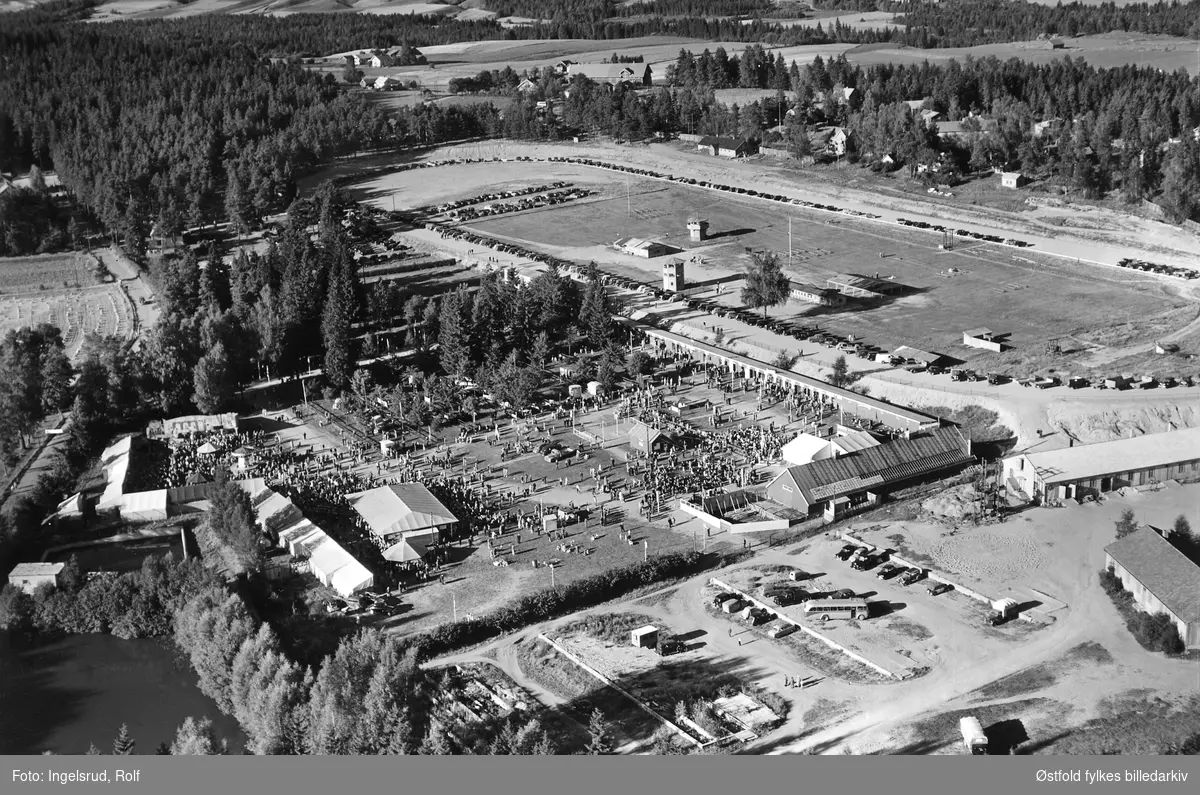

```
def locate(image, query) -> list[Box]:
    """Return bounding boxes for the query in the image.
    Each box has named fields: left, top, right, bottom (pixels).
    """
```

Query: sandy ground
left=430, top=485, right=1199, bottom=754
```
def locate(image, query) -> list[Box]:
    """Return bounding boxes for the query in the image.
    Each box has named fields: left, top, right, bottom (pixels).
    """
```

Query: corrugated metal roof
left=1106, top=527, right=1200, bottom=623
left=780, top=427, right=973, bottom=504
left=831, top=430, right=881, bottom=454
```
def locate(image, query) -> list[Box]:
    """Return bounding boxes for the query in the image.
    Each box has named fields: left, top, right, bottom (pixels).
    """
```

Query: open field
left=844, top=33, right=1200, bottom=76
left=0, top=253, right=100, bottom=294
left=0, top=283, right=133, bottom=360
left=428, top=165, right=1189, bottom=361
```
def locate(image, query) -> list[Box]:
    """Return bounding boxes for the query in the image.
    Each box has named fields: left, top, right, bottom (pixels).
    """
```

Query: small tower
left=663, top=258, right=685, bottom=292
left=687, top=216, right=709, bottom=242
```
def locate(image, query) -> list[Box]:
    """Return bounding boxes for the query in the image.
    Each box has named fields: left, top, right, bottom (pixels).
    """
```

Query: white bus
left=803, top=598, right=869, bottom=621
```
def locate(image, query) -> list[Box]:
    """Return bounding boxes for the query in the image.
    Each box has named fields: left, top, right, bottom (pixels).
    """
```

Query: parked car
left=899, top=568, right=925, bottom=586
left=927, top=582, right=954, bottom=596
left=829, top=588, right=856, bottom=600
left=876, top=563, right=901, bottom=579
left=773, top=589, right=806, bottom=606
left=767, top=623, right=797, bottom=639
left=835, top=543, right=859, bottom=560
left=851, top=553, right=879, bottom=571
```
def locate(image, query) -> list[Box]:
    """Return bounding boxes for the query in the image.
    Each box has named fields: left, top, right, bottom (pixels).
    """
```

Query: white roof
left=98, top=455, right=130, bottom=509
left=1019, top=426, right=1200, bottom=486
left=101, top=435, right=134, bottom=463
left=830, top=430, right=881, bottom=455
left=120, top=489, right=168, bottom=518
left=10, top=562, right=65, bottom=577
left=347, top=484, right=457, bottom=539
left=782, top=432, right=830, bottom=466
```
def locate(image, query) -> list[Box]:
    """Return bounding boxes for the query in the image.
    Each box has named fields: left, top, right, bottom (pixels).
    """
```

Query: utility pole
left=788, top=217, right=792, bottom=267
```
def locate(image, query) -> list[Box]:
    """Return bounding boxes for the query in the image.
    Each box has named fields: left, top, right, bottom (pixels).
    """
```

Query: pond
left=48, top=535, right=185, bottom=574
left=0, top=632, right=247, bottom=755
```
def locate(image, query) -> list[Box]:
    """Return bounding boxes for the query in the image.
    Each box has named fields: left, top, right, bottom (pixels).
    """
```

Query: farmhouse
left=146, top=222, right=184, bottom=257
left=1032, top=118, right=1063, bottom=138
left=628, top=421, right=678, bottom=455
left=1000, top=171, right=1028, bottom=189
left=781, top=429, right=881, bottom=467
left=1105, top=527, right=1200, bottom=649
left=614, top=237, right=671, bottom=258
left=790, top=283, right=847, bottom=307
left=8, top=562, right=65, bottom=594
left=696, top=136, right=755, bottom=158
left=937, top=117, right=997, bottom=142
left=347, top=483, right=458, bottom=556
left=373, top=75, right=403, bottom=91
left=962, top=327, right=1010, bottom=352
left=568, top=63, right=652, bottom=86
left=827, top=273, right=904, bottom=300
left=766, top=427, right=974, bottom=521
left=1002, top=426, right=1200, bottom=503
left=517, top=78, right=537, bottom=93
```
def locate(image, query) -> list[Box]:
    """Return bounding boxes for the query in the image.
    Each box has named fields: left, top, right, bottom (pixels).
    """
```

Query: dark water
left=0, top=632, right=247, bottom=755
left=48, top=537, right=185, bottom=574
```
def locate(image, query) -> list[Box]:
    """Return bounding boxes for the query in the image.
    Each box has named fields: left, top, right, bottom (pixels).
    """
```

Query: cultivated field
left=0, top=284, right=133, bottom=360
left=0, top=253, right=100, bottom=294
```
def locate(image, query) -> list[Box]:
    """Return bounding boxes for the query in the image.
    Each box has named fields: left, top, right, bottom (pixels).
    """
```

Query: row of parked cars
left=450, top=188, right=595, bottom=221
left=1116, top=257, right=1199, bottom=280
left=433, top=181, right=572, bottom=214
left=326, top=591, right=404, bottom=617
left=836, top=543, right=953, bottom=595
left=896, top=218, right=1033, bottom=248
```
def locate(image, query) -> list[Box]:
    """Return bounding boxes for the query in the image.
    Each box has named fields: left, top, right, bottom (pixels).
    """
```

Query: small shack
left=630, top=625, right=659, bottom=648
left=8, top=562, right=65, bottom=594
left=962, top=328, right=1009, bottom=353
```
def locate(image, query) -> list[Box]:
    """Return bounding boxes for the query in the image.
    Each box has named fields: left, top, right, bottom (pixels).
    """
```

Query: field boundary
left=536, top=632, right=705, bottom=749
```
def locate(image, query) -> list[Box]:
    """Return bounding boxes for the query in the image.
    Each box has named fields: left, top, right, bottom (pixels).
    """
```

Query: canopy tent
left=781, top=432, right=831, bottom=467
left=196, top=441, right=218, bottom=455
left=383, top=535, right=431, bottom=563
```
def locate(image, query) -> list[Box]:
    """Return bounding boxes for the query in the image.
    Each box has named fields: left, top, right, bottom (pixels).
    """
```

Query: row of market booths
left=626, top=321, right=941, bottom=436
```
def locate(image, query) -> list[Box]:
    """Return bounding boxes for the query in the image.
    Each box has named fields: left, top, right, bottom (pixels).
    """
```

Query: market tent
left=196, top=441, right=218, bottom=455
left=383, top=535, right=431, bottom=563
left=120, top=489, right=169, bottom=522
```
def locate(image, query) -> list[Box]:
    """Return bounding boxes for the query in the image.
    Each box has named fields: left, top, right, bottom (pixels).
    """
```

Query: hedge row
left=414, top=549, right=734, bottom=659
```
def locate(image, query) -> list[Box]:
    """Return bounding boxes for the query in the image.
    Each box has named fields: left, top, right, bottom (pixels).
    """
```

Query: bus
left=803, top=598, right=870, bottom=621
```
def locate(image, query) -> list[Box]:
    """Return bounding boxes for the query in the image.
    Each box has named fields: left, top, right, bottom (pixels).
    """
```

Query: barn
left=1105, top=527, right=1200, bottom=649
left=1002, top=427, right=1200, bottom=503
left=767, top=427, right=974, bottom=521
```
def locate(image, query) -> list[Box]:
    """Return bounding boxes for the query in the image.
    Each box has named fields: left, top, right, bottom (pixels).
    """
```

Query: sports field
left=452, top=169, right=1185, bottom=356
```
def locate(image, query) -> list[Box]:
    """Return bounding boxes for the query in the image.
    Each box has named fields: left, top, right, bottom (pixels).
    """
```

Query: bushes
left=415, top=550, right=707, bottom=658
left=3, top=553, right=220, bottom=638
left=1130, top=612, right=1185, bottom=656
left=1099, top=568, right=1185, bottom=656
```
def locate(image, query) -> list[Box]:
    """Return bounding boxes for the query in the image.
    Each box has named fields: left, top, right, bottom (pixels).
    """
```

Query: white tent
left=196, top=441, right=218, bottom=455
left=120, top=489, right=169, bottom=522
left=781, top=432, right=831, bottom=466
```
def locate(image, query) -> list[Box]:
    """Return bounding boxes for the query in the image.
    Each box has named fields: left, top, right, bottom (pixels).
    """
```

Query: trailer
left=960, top=716, right=989, bottom=755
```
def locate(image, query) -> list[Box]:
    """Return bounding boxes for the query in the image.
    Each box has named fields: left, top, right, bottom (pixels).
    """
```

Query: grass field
left=458, top=168, right=1186, bottom=357
left=0, top=283, right=133, bottom=359
left=0, top=253, right=100, bottom=294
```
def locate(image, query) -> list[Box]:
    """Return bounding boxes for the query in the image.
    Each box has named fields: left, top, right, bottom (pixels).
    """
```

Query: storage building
left=1002, top=426, right=1200, bottom=503
left=767, top=427, right=974, bottom=521
left=8, top=562, right=65, bottom=594
left=1105, top=527, right=1200, bottom=649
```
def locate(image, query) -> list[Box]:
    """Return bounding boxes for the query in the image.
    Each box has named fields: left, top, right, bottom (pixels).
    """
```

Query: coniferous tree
left=112, top=724, right=135, bottom=756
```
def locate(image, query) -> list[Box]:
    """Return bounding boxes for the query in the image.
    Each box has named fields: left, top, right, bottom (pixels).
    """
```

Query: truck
left=989, top=598, right=1020, bottom=626
left=960, top=716, right=989, bottom=755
